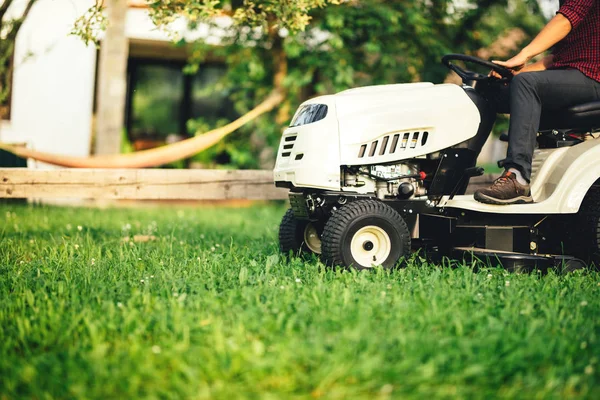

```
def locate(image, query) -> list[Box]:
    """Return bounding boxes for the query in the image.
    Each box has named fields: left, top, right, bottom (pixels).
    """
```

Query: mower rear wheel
left=569, top=186, right=600, bottom=267
left=321, top=199, right=411, bottom=269
left=279, top=208, right=322, bottom=255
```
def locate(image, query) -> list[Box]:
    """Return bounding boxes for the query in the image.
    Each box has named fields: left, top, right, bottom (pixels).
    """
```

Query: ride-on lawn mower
left=273, top=54, right=600, bottom=271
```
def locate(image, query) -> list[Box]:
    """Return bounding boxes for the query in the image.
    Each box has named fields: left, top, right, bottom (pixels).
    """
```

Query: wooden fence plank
left=0, top=169, right=289, bottom=200
left=0, top=168, right=497, bottom=200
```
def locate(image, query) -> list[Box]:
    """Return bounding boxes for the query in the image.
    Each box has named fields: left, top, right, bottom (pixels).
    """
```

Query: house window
left=125, top=58, right=235, bottom=146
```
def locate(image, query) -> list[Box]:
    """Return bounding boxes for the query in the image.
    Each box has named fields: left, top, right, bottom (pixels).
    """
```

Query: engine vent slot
left=401, top=133, right=410, bottom=149
left=379, top=136, right=389, bottom=155
left=410, top=132, right=420, bottom=148
left=390, top=134, right=400, bottom=153
left=282, top=152, right=291, bottom=157
left=285, top=135, right=297, bottom=142
left=295, top=153, right=304, bottom=161
left=283, top=144, right=294, bottom=150
left=369, top=141, right=378, bottom=157
left=358, top=144, right=367, bottom=158
left=421, top=131, right=429, bottom=146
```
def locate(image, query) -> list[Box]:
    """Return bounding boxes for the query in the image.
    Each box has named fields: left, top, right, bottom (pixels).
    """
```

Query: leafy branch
left=70, top=0, right=108, bottom=47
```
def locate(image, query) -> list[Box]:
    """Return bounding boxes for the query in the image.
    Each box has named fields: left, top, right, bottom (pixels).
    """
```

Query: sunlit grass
left=1, top=204, right=599, bottom=399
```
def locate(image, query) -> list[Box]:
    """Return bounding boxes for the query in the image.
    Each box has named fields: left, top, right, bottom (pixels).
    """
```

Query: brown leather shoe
left=474, top=171, right=533, bottom=205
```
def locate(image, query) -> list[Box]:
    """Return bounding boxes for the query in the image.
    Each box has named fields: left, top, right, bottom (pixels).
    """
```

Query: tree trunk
left=94, top=0, right=128, bottom=155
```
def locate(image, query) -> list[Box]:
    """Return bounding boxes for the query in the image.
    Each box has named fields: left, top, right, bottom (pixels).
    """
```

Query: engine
left=342, top=163, right=427, bottom=200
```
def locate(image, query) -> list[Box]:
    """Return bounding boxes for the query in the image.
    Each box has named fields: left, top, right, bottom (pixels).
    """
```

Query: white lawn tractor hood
left=274, top=82, right=481, bottom=191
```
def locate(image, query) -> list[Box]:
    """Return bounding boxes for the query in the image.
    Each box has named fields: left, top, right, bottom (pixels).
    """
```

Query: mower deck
left=450, top=247, right=585, bottom=273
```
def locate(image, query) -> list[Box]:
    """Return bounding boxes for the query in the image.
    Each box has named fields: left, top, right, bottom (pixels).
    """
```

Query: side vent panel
left=281, top=134, right=297, bottom=158
left=355, top=130, right=431, bottom=159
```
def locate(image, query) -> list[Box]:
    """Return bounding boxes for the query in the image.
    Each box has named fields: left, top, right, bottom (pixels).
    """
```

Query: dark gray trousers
left=497, top=69, right=600, bottom=181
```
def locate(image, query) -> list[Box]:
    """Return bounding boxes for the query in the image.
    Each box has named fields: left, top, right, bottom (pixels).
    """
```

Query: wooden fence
left=0, top=168, right=496, bottom=200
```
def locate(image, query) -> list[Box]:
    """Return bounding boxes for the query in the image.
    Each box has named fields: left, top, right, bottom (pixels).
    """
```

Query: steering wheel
left=442, top=54, right=514, bottom=84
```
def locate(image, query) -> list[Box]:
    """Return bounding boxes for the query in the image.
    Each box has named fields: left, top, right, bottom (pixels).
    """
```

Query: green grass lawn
left=1, top=203, right=599, bottom=399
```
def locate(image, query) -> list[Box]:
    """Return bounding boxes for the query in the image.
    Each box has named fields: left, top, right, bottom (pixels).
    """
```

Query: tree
left=1, top=0, right=547, bottom=168
left=154, top=0, right=545, bottom=168
left=0, top=0, right=37, bottom=119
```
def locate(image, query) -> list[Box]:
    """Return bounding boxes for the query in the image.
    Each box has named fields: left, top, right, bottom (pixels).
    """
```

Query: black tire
left=321, top=199, right=411, bottom=270
left=278, top=208, right=321, bottom=255
left=568, top=186, right=600, bottom=267
left=558, top=258, right=587, bottom=274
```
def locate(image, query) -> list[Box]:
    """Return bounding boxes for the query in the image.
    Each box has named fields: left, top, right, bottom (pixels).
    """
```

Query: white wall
left=1, top=0, right=97, bottom=162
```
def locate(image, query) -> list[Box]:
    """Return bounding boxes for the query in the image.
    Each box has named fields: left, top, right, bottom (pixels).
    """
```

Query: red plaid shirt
left=551, top=0, right=600, bottom=82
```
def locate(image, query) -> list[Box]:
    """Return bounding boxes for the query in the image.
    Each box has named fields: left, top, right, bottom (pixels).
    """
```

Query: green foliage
left=147, top=0, right=343, bottom=34
left=130, top=64, right=184, bottom=139
left=187, top=117, right=244, bottom=167
left=70, top=0, right=108, bottom=47
left=4, top=0, right=548, bottom=166
left=149, top=0, right=547, bottom=168
left=1, top=204, right=599, bottom=398
left=120, top=128, right=134, bottom=154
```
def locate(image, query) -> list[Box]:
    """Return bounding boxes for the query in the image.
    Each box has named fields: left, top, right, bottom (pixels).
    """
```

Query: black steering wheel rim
left=442, top=53, right=513, bottom=84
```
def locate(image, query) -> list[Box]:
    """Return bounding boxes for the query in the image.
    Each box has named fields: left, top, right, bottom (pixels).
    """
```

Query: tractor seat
left=539, top=100, right=600, bottom=131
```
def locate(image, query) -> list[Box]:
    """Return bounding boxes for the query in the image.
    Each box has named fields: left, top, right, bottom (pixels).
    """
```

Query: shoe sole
left=474, top=192, right=533, bottom=205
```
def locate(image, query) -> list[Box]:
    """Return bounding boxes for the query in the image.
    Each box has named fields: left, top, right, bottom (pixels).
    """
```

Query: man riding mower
left=475, top=0, right=600, bottom=205
left=273, top=0, right=600, bottom=271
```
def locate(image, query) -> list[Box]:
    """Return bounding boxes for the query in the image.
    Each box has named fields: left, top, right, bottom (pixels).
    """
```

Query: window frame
left=125, top=57, right=230, bottom=142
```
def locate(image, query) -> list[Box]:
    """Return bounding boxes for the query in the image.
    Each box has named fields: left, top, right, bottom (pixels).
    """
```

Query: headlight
left=290, top=104, right=328, bottom=127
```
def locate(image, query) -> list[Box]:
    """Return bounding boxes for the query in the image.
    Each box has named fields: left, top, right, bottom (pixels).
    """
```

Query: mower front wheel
left=279, top=208, right=322, bottom=256
left=321, top=199, right=411, bottom=270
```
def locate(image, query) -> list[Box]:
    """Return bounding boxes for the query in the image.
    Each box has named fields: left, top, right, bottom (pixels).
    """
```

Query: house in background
left=0, top=0, right=235, bottom=166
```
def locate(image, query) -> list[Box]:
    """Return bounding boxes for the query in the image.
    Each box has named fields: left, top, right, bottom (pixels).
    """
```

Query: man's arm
left=558, top=0, right=596, bottom=30
left=515, top=55, right=554, bottom=75
left=493, top=0, right=595, bottom=71
left=493, top=14, right=571, bottom=70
